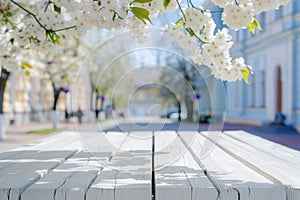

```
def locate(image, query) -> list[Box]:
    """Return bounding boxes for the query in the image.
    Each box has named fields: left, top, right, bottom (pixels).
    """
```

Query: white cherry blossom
left=222, top=2, right=253, bottom=30
left=0, top=0, right=293, bottom=82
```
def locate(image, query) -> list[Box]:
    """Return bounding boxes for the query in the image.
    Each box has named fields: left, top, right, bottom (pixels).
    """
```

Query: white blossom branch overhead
left=0, top=0, right=292, bottom=82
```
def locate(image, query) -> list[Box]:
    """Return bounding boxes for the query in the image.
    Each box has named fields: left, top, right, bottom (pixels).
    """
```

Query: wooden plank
left=0, top=162, right=60, bottom=200
left=63, top=131, right=128, bottom=152
left=14, top=131, right=104, bottom=151
left=21, top=160, right=104, bottom=200
left=0, top=150, right=76, bottom=200
left=207, top=131, right=300, bottom=200
left=0, top=132, right=78, bottom=164
left=0, top=131, right=128, bottom=200
left=0, top=150, right=76, bottom=174
left=88, top=132, right=129, bottom=153
left=0, top=132, right=80, bottom=176
left=224, top=130, right=300, bottom=166
left=0, top=151, right=26, bottom=160
left=21, top=132, right=128, bottom=200
left=14, top=132, right=79, bottom=151
left=2, top=131, right=127, bottom=161
left=21, top=152, right=107, bottom=200
left=180, top=131, right=285, bottom=200
left=86, top=132, right=152, bottom=200
left=155, top=131, right=218, bottom=200
left=0, top=150, right=76, bottom=172
left=0, top=131, right=118, bottom=200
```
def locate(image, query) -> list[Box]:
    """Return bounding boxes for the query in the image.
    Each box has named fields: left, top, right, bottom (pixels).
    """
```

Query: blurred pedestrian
left=119, top=112, right=125, bottom=119
left=64, top=109, right=69, bottom=123
left=77, top=108, right=83, bottom=124
left=177, top=100, right=181, bottom=122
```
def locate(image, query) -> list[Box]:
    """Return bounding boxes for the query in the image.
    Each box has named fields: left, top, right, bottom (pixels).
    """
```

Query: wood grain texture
left=180, top=131, right=285, bottom=200
left=155, top=131, right=218, bottom=200
left=0, top=131, right=298, bottom=200
left=86, top=132, right=152, bottom=200
left=21, top=132, right=128, bottom=200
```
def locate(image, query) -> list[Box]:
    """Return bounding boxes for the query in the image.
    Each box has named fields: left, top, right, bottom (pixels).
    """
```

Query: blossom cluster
left=0, top=0, right=293, bottom=82
left=163, top=0, right=291, bottom=81
left=212, top=0, right=291, bottom=30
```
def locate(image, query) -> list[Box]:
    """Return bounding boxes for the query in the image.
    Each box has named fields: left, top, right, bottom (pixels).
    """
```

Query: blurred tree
left=79, top=32, right=135, bottom=120
left=159, top=54, right=200, bottom=122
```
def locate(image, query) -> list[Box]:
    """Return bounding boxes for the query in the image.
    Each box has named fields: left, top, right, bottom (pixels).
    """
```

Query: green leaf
left=54, top=4, right=61, bottom=14
left=163, top=0, right=171, bottom=9
left=253, top=18, right=262, bottom=30
left=112, top=10, right=125, bottom=21
left=21, top=62, right=32, bottom=76
left=1, top=11, right=13, bottom=25
left=56, top=37, right=62, bottom=45
left=130, top=7, right=152, bottom=24
left=132, top=0, right=153, bottom=3
left=185, top=28, right=195, bottom=36
left=21, top=62, right=32, bottom=70
left=241, top=68, right=249, bottom=84
left=28, top=36, right=40, bottom=44
left=247, top=17, right=262, bottom=34
left=112, top=11, right=117, bottom=21
left=247, top=23, right=255, bottom=34
left=175, top=18, right=183, bottom=29
left=6, top=12, right=13, bottom=17
left=241, top=66, right=253, bottom=84
left=47, top=30, right=61, bottom=45
left=25, top=70, right=31, bottom=76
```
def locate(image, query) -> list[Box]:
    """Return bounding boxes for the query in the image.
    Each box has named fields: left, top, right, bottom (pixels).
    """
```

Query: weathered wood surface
left=180, top=131, right=286, bottom=200
left=86, top=132, right=152, bottom=200
left=0, top=130, right=298, bottom=200
left=155, top=131, right=218, bottom=200
left=22, top=132, right=127, bottom=200
left=221, top=131, right=300, bottom=200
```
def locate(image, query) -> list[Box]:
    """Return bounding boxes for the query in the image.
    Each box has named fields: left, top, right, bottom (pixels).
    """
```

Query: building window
left=147, top=93, right=154, bottom=102
left=237, top=31, right=241, bottom=42
left=247, top=74, right=255, bottom=107
left=295, top=1, right=300, bottom=13
left=259, top=12, right=266, bottom=29
left=138, top=92, right=145, bottom=101
left=235, top=82, right=240, bottom=107
left=261, top=70, right=266, bottom=107
left=275, top=7, right=283, bottom=20
left=276, top=66, right=283, bottom=113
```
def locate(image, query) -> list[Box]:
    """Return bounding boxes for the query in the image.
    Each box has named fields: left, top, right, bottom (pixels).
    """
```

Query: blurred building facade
left=128, top=67, right=163, bottom=117
left=129, top=83, right=161, bottom=116
left=227, top=2, right=300, bottom=130
left=3, top=66, right=89, bottom=126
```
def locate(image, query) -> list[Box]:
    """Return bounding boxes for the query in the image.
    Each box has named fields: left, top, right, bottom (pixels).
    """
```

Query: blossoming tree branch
left=0, top=0, right=291, bottom=82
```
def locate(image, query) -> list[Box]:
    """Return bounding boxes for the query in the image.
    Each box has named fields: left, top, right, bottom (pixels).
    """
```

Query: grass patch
left=26, top=128, right=60, bottom=135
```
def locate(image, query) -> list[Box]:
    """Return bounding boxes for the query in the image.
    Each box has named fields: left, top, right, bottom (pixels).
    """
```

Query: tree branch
left=53, top=25, right=76, bottom=32
left=10, top=0, right=48, bottom=31
left=188, top=0, right=222, bottom=13
left=9, top=0, right=76, bottom=39
left=175, top=0, right=186, bottom=21
left=44, top=0, right=52, bottom=12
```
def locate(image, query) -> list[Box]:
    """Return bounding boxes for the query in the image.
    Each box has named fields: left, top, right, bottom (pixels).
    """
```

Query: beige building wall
left=2, top=65, right=89, bottom=126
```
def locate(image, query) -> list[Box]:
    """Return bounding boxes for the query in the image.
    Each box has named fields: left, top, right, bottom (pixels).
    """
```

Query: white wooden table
left=0, top=131, right=299, bottom=200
